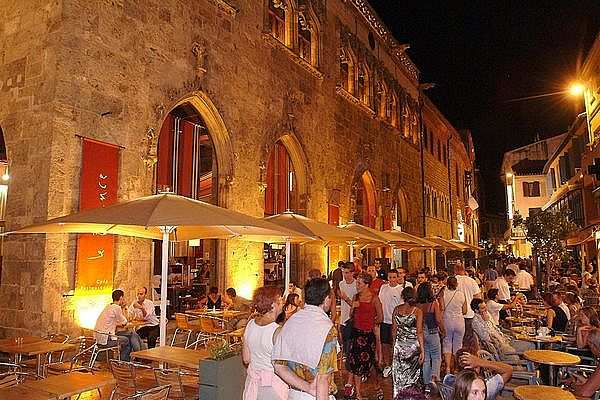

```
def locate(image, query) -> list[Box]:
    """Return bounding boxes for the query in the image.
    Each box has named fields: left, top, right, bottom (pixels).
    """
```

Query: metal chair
left=171, top=314, right=203, bottom=348
left=432, top=379, right=454, bottom=400
left=198, top=315, right=230, bottom=340
left=154, top=369, right=199, bottom=400
left=45, top=336, right=99, bottom=375
left=0, top=362, right=40, bottom=387
left=109, top=359, right=154, bottom=400
left=124, top=385, right=171, bottom=400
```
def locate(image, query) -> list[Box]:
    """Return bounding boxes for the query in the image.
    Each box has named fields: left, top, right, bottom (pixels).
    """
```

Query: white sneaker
left=383, top=366, right=392, bottom=378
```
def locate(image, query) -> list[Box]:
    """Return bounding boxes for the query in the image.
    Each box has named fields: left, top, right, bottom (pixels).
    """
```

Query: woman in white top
left=442, top=276, right=467, bottom=375
left=242, top=287, right=288, bottom=400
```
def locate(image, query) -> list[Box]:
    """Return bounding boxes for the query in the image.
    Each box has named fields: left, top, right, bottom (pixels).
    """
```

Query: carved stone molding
left=262, top=33, right=324, bottom=80
left=335, top=86, right=375, bottom=116
left=258, top=160, right=268, bottom=193
left=192, top=42, right=207, bottom=80
left=166, top=77, right=204, bottom=102
left=341, top=0, right=419, bottom=82
left=208, top=0, right=238, bottom=17
left=142, top=127, right=158, bottom=168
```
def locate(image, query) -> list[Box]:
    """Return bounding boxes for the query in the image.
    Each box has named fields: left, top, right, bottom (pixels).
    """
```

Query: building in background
left=0, top=0, right=478, bottom=336
left=501, top=134, right=565, bottom=256
left=542, top=115, right=589, bottom=265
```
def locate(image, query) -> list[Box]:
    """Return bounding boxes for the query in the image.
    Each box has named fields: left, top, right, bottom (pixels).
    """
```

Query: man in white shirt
left=554, top=292, right=571, bottom=321
left=515, top=263, right=535, bottom=298
left=454, top=262, right=482, bottom=343
left=495, top=269, right=515, bottom=302
left=379, top=268, right=412, bottom=377
left=128, top=287, right=160, bottom=348
left=338, top=262, right=357, bottom=353
left=94, top=289, right=132, bottom=361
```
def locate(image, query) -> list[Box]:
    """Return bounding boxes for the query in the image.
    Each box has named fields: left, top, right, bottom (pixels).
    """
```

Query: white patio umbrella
left=263, top=212, right=364, bottom=288
left=6, top=193, right=312, bottom=345
left=338, top=222, right=388, bottom=261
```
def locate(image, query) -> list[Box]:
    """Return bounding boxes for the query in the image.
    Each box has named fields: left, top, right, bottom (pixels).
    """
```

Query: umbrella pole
left=285, top=240, right=291, bottom=291
left=349, top=241, right=354, bottom=262
left=159, top=226, right=175, bottom=347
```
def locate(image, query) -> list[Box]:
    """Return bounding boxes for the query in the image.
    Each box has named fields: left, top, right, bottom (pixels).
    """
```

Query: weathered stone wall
left=0, top=0, right=468, bottom=334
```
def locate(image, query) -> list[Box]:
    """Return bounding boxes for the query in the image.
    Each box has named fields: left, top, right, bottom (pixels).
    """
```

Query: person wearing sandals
left=242, top=287, right=289, bottom=400
left=345, top=272, right=384, bottom=400
left=392, top=286, right=425, bottom=399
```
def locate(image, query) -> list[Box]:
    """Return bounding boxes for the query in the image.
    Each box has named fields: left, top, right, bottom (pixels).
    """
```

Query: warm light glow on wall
left=506, top=183, right=514, bottom=220
left=73, top=290, right=112, bottom=329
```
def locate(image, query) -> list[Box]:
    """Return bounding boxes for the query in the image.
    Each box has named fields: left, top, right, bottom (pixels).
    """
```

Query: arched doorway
left=154, top=100, right=222, bottom=299
left=354, top=171, right=377, bottom=228
left=352, top=170, right=378, bottom=265
left=263, top=135, right=309, bottom=287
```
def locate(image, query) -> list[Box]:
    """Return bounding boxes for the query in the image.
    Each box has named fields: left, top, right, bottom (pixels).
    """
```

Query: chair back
left=140, top=385, right=171, bottom=400
left=47, top=333, right=69, bottom=343
left=110, top=360, right=138, bottom=397
left=175, top=313, right=192, bottom=330
left=0, top=373, right=19, bottom=389
left=71, top=337, right=98, bottom=371
left=436, top=381, right=454, bottom=400
left=154, top=369, right=185, bottom=399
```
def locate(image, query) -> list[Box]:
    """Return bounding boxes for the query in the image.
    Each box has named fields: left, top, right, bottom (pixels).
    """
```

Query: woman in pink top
left=345, top=272, right=384, bottom=400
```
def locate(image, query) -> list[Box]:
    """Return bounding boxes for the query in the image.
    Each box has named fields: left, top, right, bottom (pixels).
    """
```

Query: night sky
left=369, top=1, right=600, bottom=213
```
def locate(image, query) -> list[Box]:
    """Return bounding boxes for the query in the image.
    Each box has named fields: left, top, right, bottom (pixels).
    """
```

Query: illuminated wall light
left=1, top=173, right=9, bottom=182
left=73, top=290, right=112, bottom=329
left=188, top=239, right=200, bottom=247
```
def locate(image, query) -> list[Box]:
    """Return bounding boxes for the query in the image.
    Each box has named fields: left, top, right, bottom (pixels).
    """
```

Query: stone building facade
left=0, top=0, right=475, bottom=335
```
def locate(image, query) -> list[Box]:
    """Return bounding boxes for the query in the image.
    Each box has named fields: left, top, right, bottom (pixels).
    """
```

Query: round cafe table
left=514, top=333, right=562, bottom=349
left=513, top=385, right=575, bottom=400
left=523, top=350, right=580, bottom=386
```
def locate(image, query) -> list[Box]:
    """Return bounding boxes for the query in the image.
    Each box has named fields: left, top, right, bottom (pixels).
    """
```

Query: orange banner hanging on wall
left=75, top=138, right=120, bottom=292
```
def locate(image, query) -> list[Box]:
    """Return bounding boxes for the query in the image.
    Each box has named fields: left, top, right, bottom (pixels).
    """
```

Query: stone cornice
left=342, top=0, right=419, bottom=83
left=262, top=33, right=324, bottom=80
left=335, top=86, right=375, bottom=116
left=209, top=0, right=238, bottom=17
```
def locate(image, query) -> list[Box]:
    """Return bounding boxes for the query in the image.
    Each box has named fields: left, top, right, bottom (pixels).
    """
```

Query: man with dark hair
left=273, top=278, right=338, bottom=399
left=515, top=262, right=534, bottom=299
left=338, top=262, right=357, bottom=353
left=329, top=260, right=345, bottom=295
left=95, top=289, right=132, bottom=360
left=495, top=269, right=515, bottom=303
left=128, top=287, right=160, bottom=348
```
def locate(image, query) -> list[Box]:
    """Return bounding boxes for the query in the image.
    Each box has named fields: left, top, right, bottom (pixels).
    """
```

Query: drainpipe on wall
left=419, top=97, right=427, bottom=266
left=448, top=135, right=454, bottom=239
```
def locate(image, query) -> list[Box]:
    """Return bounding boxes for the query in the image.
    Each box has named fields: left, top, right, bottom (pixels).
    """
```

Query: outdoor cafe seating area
left=0, top=306, right=248, bottom=399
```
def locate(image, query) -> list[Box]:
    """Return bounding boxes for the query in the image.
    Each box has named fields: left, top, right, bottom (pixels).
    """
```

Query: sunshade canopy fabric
left=263, top=212, right=359, bottom=243
left=6, top=193, right=313, bottom=243
left=426, top=236, right=474, bottom=251
left=338, top=223, right=388, bottom=246
left=382, top=230, right=439, bottom=249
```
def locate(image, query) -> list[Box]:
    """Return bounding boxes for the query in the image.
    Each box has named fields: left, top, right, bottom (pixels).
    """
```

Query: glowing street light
left=569, top=82, right=585, bottom=97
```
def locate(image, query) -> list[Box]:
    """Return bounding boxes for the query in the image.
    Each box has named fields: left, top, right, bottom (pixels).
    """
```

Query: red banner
left=75, top=138, right=120, bottom=292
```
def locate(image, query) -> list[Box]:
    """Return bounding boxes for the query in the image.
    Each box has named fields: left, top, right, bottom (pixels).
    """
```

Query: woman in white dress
left=442, top=276, right=466, bottom=375
left=242, top=287, right=288, bottom=400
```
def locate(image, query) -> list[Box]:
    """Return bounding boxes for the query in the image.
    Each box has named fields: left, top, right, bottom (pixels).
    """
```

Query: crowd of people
left=92, top=254, right=600, bottom=400
left=241, top=255, right=600, bottom=400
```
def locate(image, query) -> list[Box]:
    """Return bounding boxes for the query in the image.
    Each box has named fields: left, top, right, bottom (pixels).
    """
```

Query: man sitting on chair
left=128, top=287, right=160, bottom=348
left=94, top=289, right=132, bottom=361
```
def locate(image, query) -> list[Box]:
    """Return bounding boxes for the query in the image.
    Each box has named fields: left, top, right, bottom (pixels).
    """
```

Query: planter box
left=199, top=354, right=246, bottom=399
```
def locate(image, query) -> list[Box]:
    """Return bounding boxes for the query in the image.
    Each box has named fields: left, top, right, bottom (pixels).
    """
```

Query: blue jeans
left=423, top=329, right=442, bottom=385
left=101, top=336, right=131, bottom=361
left=117, top=331, right=144, bottom=353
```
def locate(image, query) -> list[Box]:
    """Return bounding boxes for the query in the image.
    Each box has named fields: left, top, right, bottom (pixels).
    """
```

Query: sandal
left=376, top=389, right=385, bottom=400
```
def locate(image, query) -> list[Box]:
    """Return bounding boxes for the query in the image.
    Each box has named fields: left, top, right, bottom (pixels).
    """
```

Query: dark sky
left=369, top=1, right=600, bottom=213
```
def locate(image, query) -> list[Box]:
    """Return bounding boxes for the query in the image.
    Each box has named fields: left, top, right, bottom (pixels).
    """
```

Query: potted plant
left=199, top=339, right=246, bottom=399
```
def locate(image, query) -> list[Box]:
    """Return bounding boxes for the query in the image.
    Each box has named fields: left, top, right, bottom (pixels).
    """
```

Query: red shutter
left=328, top=204, right=339, bottom=225
left=276, top=143, right=288, bottom=213
left=177, top=121, right=194, bottom=197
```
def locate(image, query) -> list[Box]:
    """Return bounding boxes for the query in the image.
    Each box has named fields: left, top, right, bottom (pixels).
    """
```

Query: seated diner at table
left=572, top=328, right=600, bottom=397
left=470, top=298, right=533, bottom=360
left=543, top=292, right=569, bottom=333
left=127, top=286, right=160, bottom=348
left=200, top=286, right=229, bottom=309
left=576, top=307, right=600, bottom=349
left=224, top=287, right=251, bottom=330
left=94, top=289, right=132, bottom=361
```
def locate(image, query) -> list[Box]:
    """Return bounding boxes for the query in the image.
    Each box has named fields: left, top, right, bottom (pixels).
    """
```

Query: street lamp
left=569, top=82, right=585, bottom=97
